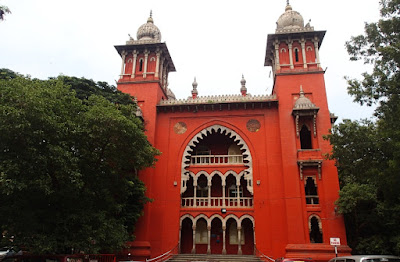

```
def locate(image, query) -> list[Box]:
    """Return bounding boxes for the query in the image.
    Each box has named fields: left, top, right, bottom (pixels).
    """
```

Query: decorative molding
left=181, top=125, right=253, bottom=194
left=159, top=94, right=277, bottom=106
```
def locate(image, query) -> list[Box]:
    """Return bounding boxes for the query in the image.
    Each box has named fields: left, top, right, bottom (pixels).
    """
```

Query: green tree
left=327, top=0, right=400, bottom=255
left=0, top=4, right=11, bottom=21
left=0, top=73, right=158, bottom=254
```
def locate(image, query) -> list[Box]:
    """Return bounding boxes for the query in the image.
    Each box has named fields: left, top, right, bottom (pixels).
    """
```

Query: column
left=236, top=182, right=240, bottom=207
left=120, top=51, right=127, bottom=77
left=274, top=40, right=281, bottom=70
left=208, top=180, right=211, bottom=207
left=191, top=225, right=196, bottom=254
left=131, top=50, right=137, bottom=78
left=301, top=38, right=307, bottom=69
left=222, top=182, right=226, bottom=208
left=222, top=226, right=227, bottom=255
left=155, top=48, right=161, bottom=78
left=193, top=181, right=197, bottom=207
left=237, top=226, right=242, bottom=255
left=207, top=225, right=211, bottom=254
left=288, top=39, right=294, bottom=69
left=314, top=37, right=321, bottom=68
left=143, top=49, right=149, bottom=78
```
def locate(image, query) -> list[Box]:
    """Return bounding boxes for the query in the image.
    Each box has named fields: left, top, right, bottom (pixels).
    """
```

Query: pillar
left=207, top=225, right=211, bottom=254
left=131, top=50, right=137, bottom=78
left=222, top=225, right=227, bottom=255
left=155, top=49, right=161, bottom=78
left=120, top=50, right=127, bottom=77
left=274, top=40, right=281, bottom=70
left=192, top=225, right=196, bottom=254
left=237, top=226, right=242, bottom=255
left=301, top=38, right=307, bottom=69
left=314, top=37, right=321, bottom=68
left=143, top=49, right=149, bottom=78
left=288, top=39, right=294, bottom=69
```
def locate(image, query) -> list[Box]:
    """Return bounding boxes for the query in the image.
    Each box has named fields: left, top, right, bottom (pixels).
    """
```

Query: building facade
left=114, top=3, right=351, bottom=262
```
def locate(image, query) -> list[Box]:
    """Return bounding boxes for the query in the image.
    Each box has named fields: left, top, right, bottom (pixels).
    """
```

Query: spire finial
left=192, top=77, right=198, bottom=99
left=240, top=74, right=247, bottom=96
left=299, top=85, right=305, bottom=96
left=147, top=10, right=154, bottom=23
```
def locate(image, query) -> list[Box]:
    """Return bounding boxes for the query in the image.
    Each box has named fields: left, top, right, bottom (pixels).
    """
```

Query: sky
left=0, top=0, right=381, bottom=121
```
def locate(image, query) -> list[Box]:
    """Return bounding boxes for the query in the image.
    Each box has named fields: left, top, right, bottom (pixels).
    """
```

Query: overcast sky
left=1, top=0, right=381, bottom=121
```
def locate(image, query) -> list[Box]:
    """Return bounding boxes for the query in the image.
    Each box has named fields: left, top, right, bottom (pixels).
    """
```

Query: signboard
left=330, top=238, right=341, bottom=246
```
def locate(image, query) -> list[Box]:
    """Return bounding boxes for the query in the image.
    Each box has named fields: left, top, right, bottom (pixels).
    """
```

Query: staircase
left=167, top=254, right=262, bottom=262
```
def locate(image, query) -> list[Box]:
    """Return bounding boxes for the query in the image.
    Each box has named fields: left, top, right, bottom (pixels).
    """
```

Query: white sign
left=330, top=238, right=341, bottom=246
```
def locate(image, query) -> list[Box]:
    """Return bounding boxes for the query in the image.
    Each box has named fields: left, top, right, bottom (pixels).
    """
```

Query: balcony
left=181, top=197, right=253, bottom=208
left=190, top=155, right=243, bottom=165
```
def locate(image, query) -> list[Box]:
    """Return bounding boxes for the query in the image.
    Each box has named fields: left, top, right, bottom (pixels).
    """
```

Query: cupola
left=136, top=11, right=162, bottom=42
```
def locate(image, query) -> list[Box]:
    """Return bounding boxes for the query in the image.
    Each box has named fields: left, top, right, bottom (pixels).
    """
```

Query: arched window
left=229, top=221, right=244, bottom=244
left=305, top=177, right=319, bottom=204
left=196, top=177, right=208, bottom=197
left=195, top=219, right=208, bottom=244
left=309, top=216, right=323, bottom=243
left=300, top=125, right=312, bottom=149
left=228, top=184, right=243, bottom=197
left=294, top=48, right=299, bottom=62
left=139, top=59, right=144, bottom=72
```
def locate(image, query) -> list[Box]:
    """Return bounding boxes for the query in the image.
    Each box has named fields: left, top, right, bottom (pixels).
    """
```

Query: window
left=305, top=177, right=319, bottom=204
left=229, top=222, right=244, bottom=244
left=195, top=220, right=208, bottom=244
left=228, top=184, right=243, bottom=197
left=294, top=48, right=299, bottom=62
left=300, top=125, right=312, bottom=149
left=139, top=59, right=143, bottom=71
left=309, top=216, right=323, bottom=243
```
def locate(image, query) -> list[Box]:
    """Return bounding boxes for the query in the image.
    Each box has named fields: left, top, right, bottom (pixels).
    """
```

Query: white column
left=155, top=49, right=161, bottom=78
left=237, top=226, right=242, bottom=255
left=314, top=37, right=321, bottom=68
left=193, top=181, right=197, bottom=207
left=143, top=49, right=149, bottom=78
left=192, top=225, right=196, bottom=254
left=131, top=50, right=137, bottom=78
left=274, top=40, right=281, bottom=70
left=301, top=38, right=307, bottom=69
left=236, top=182, right=240, bottom=207
left=222, top=226, right=227, bottom=255
left=208, top=181, right=211, bottom=208
left=288, top=40, right=294, bottom=69
left=120, top=51, right=127, bottom=77
left=222, top=182, right=226, bottom=208
left=207, top=225, right=211, bottom=254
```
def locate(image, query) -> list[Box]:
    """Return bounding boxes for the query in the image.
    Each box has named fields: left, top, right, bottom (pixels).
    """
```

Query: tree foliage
left=0, top=70, right=158, bottom=254
left=0, top=4, right=11, bottom=21
left=327, top=0, right=400, bottom=255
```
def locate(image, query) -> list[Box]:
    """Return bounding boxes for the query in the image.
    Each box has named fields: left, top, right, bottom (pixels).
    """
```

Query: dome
left=136, top=13, right=161, bottom=42
left=276, top=3, right=305, bottom=33
left=294, top=86, right=317, bottom=110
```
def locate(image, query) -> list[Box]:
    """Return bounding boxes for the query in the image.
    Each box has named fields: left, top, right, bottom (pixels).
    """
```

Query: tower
left=114, top=13, right=176, bottom=260
left=264, top=2, right=351, bottom=260
left=115, top=12, right=176, bottom=144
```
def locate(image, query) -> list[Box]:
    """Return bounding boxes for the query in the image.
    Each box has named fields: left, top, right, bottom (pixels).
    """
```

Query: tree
left=327, top=0, right=400, bottom=255
left=0, top=5, right=11, bottom=21
left=0, top=72, right=159, bottom=254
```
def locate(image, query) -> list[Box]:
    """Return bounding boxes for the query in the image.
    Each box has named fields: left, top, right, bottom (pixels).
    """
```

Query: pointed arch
left=181, top=125, right=253, bottom=194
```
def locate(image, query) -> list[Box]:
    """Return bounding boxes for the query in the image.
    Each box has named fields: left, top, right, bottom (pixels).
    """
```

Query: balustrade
left=190, top=155, right=243, bottom=165
left=181, top=197, right=253, bottom=208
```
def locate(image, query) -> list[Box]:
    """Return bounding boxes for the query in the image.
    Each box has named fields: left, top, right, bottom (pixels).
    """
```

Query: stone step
left=167, top=254, right=262, bottom=262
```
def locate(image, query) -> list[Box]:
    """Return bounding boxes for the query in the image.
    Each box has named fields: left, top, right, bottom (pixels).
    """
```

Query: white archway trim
left=181, top=125, right=253, bottom=194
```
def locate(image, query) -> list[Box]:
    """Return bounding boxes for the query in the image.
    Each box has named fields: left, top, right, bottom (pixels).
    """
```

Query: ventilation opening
left=305, top=177, right=319, bottom=205
left=139, top=59, right=143, bottom=72
left=309, top=216, right=323, bottom=243
left=300, top=125, right=312, bottom=149
left=294, top=48, right=299, bottom=62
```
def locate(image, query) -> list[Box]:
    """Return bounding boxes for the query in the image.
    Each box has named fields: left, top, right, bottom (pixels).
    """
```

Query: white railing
left=181, top=197, right=253, bottom=208
left=190, top=155, right=243, bottom=165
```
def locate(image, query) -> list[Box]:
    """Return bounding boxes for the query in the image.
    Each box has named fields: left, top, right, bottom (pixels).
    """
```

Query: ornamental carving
left=174, top=122, right=187, bottom=134
left=246, top=119, right=261, bottom=132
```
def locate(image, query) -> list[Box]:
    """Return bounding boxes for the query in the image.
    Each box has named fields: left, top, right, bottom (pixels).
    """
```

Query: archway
left=180, top=217, right=193, bottom=254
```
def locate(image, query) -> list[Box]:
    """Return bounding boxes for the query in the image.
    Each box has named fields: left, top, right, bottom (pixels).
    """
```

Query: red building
left=114, top=3, right=351, bottom=262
